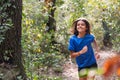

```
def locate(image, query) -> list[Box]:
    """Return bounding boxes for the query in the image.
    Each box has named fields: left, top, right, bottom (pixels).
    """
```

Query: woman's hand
left=70, top=46, right=88, bottom=58
left=78, top=46, right=88, bottom=55
left=95, top=52, right=100, bottom=60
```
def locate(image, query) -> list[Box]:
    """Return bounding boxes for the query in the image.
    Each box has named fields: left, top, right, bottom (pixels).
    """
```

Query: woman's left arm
left=93, top=39, right=99, bottom=52
left=93, top=39, right=100, bottom=59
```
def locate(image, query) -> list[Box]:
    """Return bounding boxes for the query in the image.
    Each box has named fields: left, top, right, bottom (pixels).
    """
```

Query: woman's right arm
left=70, top=46, right=88, bottom=58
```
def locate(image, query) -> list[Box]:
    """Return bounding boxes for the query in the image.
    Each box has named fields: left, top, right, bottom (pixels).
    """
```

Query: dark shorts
left=78, top=63, right=98, bottom=78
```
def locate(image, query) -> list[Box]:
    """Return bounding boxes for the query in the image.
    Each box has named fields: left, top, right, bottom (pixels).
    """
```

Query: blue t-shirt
left=68, top=34, right=96, bottom=68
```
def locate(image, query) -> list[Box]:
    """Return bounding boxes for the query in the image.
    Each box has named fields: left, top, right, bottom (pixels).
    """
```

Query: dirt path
left=62, top=51, right=118, bottom=80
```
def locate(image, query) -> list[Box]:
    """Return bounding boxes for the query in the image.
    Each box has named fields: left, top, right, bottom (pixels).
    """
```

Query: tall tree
left=102, top=20, right=112, bottom=48
left=45, top=0, right=56, bottom=44
left=0, top=0, right=26, bottom=79
left=45, top=0, right=56, bottom=32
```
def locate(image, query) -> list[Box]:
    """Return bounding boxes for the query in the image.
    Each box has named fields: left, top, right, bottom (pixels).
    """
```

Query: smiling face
left=72, top=18, right=91, bottom=36
left=76, top=20, right=87, bottom=34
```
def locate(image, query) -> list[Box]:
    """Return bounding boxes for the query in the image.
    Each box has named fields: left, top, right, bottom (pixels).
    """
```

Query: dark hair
left=71, top=18, right=91, bottom=36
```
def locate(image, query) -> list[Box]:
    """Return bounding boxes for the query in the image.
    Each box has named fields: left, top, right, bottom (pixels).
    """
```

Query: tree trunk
left=46, top=0, right=56, bottom=32
left=102, top=20, right=112, bottom=48
left=0, top=0, right=27, bottom=79
left=45, top=0, right=56, bottom=44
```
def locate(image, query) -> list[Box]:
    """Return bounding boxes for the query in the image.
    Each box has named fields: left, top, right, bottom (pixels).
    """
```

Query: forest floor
left=62, top=50, right=119, bottom=80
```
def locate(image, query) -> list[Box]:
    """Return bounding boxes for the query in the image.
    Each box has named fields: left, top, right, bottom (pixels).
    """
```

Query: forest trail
left=62, top=51, right=118, bottom=80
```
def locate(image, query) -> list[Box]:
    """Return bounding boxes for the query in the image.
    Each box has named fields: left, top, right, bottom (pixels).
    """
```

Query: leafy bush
left=22, top=0, right=66, bottom=79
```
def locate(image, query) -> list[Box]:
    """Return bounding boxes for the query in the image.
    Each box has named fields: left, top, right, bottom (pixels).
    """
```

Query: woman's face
left=76, top=20, right=87, bottom=33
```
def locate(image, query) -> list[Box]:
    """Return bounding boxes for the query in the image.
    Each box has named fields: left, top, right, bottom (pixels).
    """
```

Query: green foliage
left=56, top=0, right=64, bottom=7
left=22, top=0, right=65, bottom=79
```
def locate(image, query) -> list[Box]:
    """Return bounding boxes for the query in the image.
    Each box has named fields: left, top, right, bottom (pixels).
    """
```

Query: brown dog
left=103, top=54, right=120, bottom=77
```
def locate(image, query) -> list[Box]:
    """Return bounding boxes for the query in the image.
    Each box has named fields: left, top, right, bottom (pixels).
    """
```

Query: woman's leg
left=78, top=68, right=88, bottom=80
left=78, top=63, right=97, bottom=80
left=87, top=68, right=97, bottom=80
left=79, top=77, right=87, bottom=80
left=87, top=76, right=95, bottom=80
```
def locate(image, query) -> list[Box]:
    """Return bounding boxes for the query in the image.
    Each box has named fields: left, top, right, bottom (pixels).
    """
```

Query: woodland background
left=0, top=0, right=120, bottom=80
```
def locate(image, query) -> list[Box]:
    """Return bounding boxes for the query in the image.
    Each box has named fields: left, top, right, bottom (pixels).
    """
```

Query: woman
left=68, top=18, right=100, bottom=80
